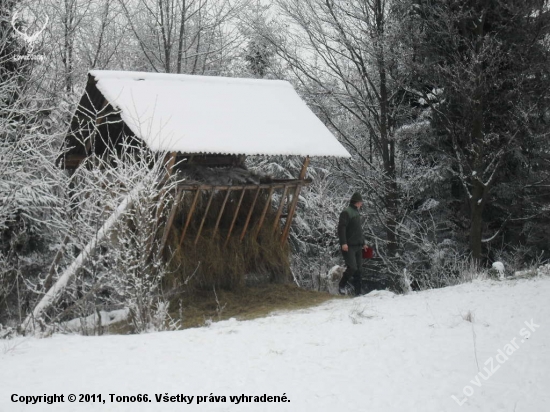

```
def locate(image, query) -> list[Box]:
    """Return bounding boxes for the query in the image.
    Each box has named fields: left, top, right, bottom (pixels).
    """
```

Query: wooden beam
left=179, top=188, right=201, bottom=247
left=240, top=186, right=261, bottom=242
left=299, top=156, right=311, bottom=180
left=194, top=189, right=216, bottom=246
left=163, top=151, right=178, bottom=180
left=158, top=189, right=184, bottom=256
left=254, top=186, right=274, bottom=241
left=224, top=187, right=246, bottom=247
left=281, top=156, right=310, bottom=245
left=280, top=186, right=302, bottom=245
left=212, top=189, right=232, bottom=239
left=176, top=179, right=312, bottom=192
left=60, top=154, right=88, bottom=169
left=272, top=185, right=290, bottom=234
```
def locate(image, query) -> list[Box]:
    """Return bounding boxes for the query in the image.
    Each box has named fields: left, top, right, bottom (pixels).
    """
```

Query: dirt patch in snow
left=175, top=284, right=343, bottom=329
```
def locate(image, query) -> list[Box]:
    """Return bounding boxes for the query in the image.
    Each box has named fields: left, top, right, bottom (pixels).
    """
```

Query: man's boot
left=339, top=266, right=354, bottom=295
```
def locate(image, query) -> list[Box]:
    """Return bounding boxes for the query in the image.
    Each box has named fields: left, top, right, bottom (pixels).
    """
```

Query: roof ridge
left=89, top=70, right=292, bottom=88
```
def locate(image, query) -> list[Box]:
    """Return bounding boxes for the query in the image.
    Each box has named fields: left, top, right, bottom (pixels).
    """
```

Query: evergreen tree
left=243, top=1, right=275, bottom=78
left=412, top=0, right=550, bottom=262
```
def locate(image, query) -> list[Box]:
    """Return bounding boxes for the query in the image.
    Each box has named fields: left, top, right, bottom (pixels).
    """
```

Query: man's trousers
left=339, top=245, right=363, bottom=295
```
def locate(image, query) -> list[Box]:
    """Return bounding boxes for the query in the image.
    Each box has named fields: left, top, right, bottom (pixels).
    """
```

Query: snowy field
left=2, top=277, right=549, bottom=412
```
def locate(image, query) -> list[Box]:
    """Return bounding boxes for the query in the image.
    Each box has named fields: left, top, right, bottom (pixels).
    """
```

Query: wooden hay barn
left=61, top=70, right=350, bottom=290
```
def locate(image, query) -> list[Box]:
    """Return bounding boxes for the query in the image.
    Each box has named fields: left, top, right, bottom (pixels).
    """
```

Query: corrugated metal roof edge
left=89, top=71, right=352, bottom=159
left=151, top=149, right=352, bottom=159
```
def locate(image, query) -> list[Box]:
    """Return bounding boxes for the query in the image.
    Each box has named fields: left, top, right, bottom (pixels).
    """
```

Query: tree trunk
left=376, top=0, right=399, bottom=257
left=385, top=181, right=399, bottom=257
left=176, top=0, right=187, bottom=73
left=468, top=22, right=487, bottom=263
left=469, top=177, right=486, bottom=262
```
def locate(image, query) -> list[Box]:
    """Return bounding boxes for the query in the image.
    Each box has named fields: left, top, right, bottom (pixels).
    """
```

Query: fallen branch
left=21, top=185, right=143, bottom=334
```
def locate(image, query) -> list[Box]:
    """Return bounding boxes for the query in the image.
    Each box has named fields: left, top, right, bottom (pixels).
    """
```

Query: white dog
left=320, top=265, right=346, bottom=294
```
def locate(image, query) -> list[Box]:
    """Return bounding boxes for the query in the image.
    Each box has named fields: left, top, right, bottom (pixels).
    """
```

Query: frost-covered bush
left=104, top=171, right=179, bottom=333
left=0, top=86, right=69, bottom=325
left=28, top=146, right=184, bottom=334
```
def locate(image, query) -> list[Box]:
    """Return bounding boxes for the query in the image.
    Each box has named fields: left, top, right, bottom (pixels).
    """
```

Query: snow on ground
left=2, top=277, right=550, bottom=412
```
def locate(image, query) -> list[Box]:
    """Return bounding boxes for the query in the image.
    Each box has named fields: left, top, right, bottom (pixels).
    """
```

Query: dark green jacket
left=338, top=204, right=365, bottom=247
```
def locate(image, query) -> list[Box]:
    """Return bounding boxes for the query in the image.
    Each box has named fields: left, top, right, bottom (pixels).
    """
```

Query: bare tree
left=118, top=0, right=248, bottom=74
left=264, top=0, right=415, bottom=262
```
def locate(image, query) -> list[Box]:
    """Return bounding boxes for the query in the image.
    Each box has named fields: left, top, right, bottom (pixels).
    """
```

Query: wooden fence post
left=272, top=186, right=289, bottom=234
left=281, top=156, right=310, bottom=245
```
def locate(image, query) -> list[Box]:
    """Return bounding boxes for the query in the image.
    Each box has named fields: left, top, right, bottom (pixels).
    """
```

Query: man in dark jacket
left=338, top=192, right=368, bottom=296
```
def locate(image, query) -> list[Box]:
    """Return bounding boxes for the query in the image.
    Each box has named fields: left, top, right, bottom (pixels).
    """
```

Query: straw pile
left=163, top=187, right=291, bottom=292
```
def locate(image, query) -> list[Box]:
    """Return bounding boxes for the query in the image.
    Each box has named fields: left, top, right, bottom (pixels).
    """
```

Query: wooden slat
left=281, top=157, right=310, bottom=245
left=272, top=185, right=290, bottom=234
left=179, top=188, right=201, bottom=247
left=158, top=189, right=184, bottom=256
left=61, top=155, right=87, bottom=169
left=224, top=187, right=246, bottom=247
left=194, top=190, right=216, bottom=246
left=212, top=189, right=232, bottom=239
left=254, top=186, right=274, bottom=241
left=280, top=186, right=302, bottom=245
left=240, top=186, right=261, bottom=242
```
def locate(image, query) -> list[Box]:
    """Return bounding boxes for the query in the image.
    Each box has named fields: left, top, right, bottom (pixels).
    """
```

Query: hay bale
left=163, top=188, right=291, bottom=292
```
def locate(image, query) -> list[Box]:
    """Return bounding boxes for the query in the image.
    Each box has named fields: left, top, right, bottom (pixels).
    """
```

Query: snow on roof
left=89, top=70, right=351, bottom=158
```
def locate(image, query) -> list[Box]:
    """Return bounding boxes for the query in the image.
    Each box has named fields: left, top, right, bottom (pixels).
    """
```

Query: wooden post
left=158, top=189, right=184, bottom=256
left=179, top=187, right=201, bottom=247
left=194, top=189, right=216, bottom=246
left=163, top=151, right=178, bottom=181
left=272, top=186, right=289, bottom=234
left=300, top=157, right=311, bottom=179
left=281, top=156, right=310, bottom=245
left=254, top=186, right=274, bottom=241
left=212, top=188, right=232, bottom=238
left=224, top=187, right=246, bottom=247
left=240, top=186, right=261, bottom=242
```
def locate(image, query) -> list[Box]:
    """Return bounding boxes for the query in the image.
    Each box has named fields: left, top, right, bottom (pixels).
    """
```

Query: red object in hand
left=362, top=247, right=374, bottom=259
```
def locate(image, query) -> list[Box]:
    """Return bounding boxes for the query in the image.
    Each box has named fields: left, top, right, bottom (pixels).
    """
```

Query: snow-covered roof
left=88, top=70, right=351, bottom=158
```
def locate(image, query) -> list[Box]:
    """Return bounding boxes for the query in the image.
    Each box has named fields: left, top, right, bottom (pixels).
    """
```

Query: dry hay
left=176, top=283, right=340, bottom=329
left=163, top=187, right=291, bottom=294
left=177, top=165, right=268, bottom=186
